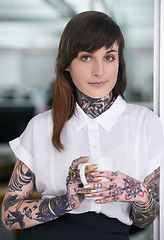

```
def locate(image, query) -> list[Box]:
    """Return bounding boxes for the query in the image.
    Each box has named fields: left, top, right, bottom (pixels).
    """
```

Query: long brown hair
left=52, top=11, right=126, bottom=151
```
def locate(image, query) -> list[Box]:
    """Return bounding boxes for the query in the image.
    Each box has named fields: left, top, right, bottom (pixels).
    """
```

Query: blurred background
left=0, top=0, right=154, bottom=239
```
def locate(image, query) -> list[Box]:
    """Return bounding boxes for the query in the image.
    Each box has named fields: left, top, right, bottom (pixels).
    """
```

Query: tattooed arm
left=78, top=168, right=160, bottom=228
left=1, top=157, right=88, bottom=230
left=131, top=167, right=160, bottom=228
left=1, top=159, right=70, bottom=230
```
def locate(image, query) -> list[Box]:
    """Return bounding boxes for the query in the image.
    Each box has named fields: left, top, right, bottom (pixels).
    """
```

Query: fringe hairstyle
left=52, top=11, right=126, bottom=151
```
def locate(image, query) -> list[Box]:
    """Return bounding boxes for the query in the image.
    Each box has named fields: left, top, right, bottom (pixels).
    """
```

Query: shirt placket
left=87, top=119, right=102, bottom=213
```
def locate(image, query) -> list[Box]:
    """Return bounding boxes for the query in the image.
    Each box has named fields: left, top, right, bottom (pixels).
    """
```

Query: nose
left=92, top=60, right=104, bottom=78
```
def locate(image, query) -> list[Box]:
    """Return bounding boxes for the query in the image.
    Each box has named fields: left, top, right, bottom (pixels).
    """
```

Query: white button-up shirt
left=10, top=96, right=164, bottom=225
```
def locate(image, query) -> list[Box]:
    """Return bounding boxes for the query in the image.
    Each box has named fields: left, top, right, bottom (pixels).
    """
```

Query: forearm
left=131, top=197, right=159, bottom=228
left=2, top=194, right=72, bottom=230
left=131, top=167, right=160, bottom=228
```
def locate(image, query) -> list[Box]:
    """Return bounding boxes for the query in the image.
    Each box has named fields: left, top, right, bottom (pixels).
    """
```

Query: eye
left=106, top=56, right=114, bottom=62
left=81, top=56, right=91, bottom=62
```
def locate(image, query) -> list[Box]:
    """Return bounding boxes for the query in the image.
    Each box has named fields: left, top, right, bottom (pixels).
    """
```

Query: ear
left=65, top=66, right=70, bottom=72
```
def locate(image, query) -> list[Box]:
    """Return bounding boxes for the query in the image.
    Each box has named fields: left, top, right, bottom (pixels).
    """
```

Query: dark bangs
left=76, top=14, right=123, bottom=53
left=63, top=11, right=124, bottom=66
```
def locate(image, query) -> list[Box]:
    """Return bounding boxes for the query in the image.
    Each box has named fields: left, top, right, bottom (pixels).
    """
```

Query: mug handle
left=78, top=163, right=88, bottom=185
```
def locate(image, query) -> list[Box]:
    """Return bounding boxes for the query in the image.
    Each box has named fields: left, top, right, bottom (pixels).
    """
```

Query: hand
left=66, top=156, right=89, bottom=210
left=78, top=170, right=149, bottom=204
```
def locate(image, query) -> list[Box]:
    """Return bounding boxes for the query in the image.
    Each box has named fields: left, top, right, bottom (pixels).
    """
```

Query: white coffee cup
left=78, top=162, right=108, bottom=200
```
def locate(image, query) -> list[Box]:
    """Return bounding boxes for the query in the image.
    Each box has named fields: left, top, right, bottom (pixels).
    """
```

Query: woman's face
left=66, top=43, right=119, bottom=98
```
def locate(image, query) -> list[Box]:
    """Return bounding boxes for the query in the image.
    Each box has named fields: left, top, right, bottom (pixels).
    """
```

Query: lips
left=88, top=81, right=107, bottom=87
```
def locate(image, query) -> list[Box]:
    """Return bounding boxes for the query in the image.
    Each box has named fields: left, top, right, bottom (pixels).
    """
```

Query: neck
left=76, top=89, right=114, bottom=118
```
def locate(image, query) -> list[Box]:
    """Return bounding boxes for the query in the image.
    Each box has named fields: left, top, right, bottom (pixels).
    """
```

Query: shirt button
left=90, top=119, right=96, bottom=124
left=93, top=145, right=97, bottom=149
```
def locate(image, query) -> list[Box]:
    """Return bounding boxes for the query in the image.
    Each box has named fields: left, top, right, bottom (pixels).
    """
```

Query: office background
left=0, top=0, right=154, bottom=239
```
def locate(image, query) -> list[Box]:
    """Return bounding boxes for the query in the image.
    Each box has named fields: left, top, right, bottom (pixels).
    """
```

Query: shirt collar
left=71, top=95, right=127, bottom=132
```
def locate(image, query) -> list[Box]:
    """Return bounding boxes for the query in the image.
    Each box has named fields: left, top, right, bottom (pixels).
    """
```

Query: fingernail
left=84, top=184, right=90, bottom=189
left=94, top=200, right=100, bottom=204
left=85, top=194, right=92, bottom=197
left=91, top=189, right=97, bottom=193
left=84, top=157, right=89, bottom=159
left=96, top=177, right=103, bottom=180
left=90, top=172, right=95, bottom=176
left=93, top=164, right=98, bottom=169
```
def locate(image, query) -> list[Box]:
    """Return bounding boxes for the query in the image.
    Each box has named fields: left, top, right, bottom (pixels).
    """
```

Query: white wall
left=0, top=50, right=21, bottom=87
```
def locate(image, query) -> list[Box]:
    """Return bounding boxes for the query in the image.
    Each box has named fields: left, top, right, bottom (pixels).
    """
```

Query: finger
left=85, top=187, right=124, bottom=197
left=74, top=187, right=97, bottom=194
left=84, top=190, right=105, bottom=198
left=89, top=170, right=105, bottom=177
left=86, top=173, right=104, bottom=182
left=84, top=181, right=115, bottom=190
left=85, top=164, right=99, bottom=173
left=89, top=170, right=119, bottom=180
left=94, top=197, right=117, bottom=204
left=93, top=191, right=122, bottom=204
left=72, top=156, right=89, bottom=168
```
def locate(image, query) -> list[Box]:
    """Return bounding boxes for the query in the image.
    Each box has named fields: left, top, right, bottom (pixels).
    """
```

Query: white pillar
left=154, top=0, right=164, bottom=239
left=159, top=0, right=164, bottom=239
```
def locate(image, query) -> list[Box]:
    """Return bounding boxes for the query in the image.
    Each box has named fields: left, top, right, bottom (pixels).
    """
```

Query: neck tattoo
left=76, top=89, right=115, bottom=119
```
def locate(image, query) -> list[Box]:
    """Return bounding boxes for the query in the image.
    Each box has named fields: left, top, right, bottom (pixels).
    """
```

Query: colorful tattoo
left=123, top=177, right=146, bottom=200
left=3, top=158, right=85, bottom=229
left=4, top=194, right=71, bottom=228
left=131, top=167, right=160, bottom=228
left=131, top=197, right=159, bottom=228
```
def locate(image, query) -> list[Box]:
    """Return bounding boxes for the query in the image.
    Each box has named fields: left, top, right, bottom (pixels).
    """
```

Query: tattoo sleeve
left=131, top=167, right=160, bottom=228
left=3, top=194, right=72, bottom=230
left=1, top=159, right=72, bottom=230
left=7, top=161, right=33, bottom=192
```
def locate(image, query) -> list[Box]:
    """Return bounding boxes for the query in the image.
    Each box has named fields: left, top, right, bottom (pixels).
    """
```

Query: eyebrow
left=78, top=49, right=118, bottom=55
left=106, top=50, right=118, bottom=54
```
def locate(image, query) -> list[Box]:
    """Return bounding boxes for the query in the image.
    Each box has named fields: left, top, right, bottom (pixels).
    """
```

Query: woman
left=1, top=11, right=163, bottom=240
